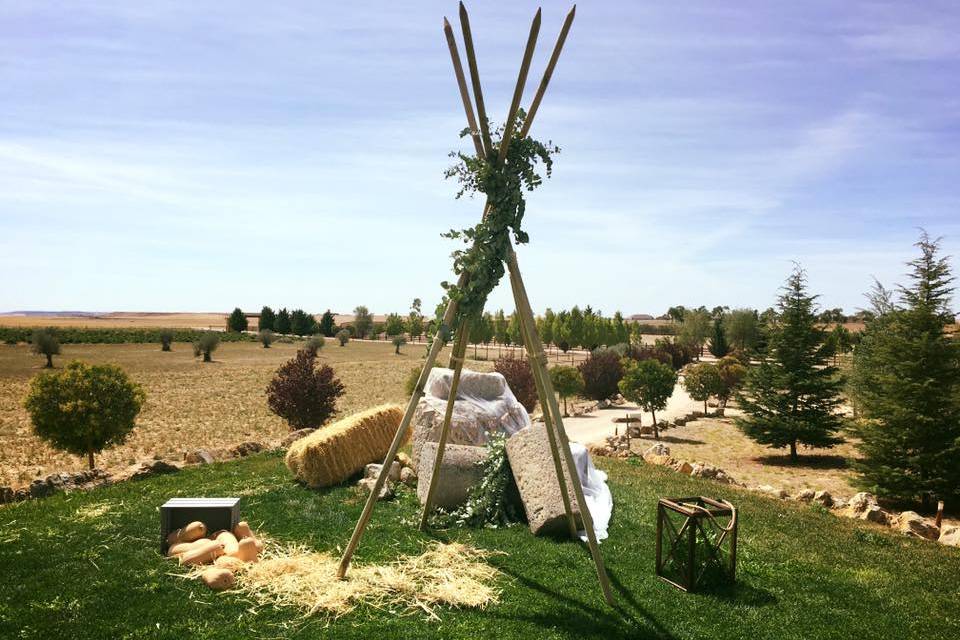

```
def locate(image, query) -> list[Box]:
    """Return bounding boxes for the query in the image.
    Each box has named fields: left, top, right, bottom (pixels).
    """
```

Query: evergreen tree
left=507, top=312, right=523, bottom=347
left=568, top=306, right=585, bottom=349
left=708, top=315, right=730, bottom=357
left=319, top=310, right=336, bottom=337
left=540, top=308, right=555, bottom=345
left=554, top=310, right=572, bottom=352
left=290, top=309, right=316, bottom=336
left=494, top=310, right=508, bottom=345
left=275, top=308, right=292, bottom=334
left=259, top=306, right=276, bottom=332
left=736, top=268, right=845, bottom=462
left=227, top=307, right=248, bottom=332
left=850, top=233, right=960, bottom=505
left=613, top=311, right=629, bottom=345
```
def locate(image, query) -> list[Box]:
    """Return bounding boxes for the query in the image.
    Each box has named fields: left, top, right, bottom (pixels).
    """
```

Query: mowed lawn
left=1, top=453, right=958, bottom=640
left=0, top=340, right=451, bottom=486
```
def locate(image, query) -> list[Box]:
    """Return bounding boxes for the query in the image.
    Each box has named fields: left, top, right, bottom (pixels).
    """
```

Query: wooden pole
left=443, top=17, right=485, bottom=158
left=419, top=319, right=471, bottom=529
left=509, top=275, right=577, bottom=538
left=519, top=5, right=576, bottom=138
left=458, top=2, right=493, bottom=158
left=497, top=8, right=541, bottom=164
left=506, top=245, right=615, bottom=606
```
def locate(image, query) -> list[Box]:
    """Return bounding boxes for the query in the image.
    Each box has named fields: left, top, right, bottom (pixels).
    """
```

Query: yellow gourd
left=201, top=567, right=236, bottom=591
left=166, top=521, right=206, bottom=546
left=179, top=539, right=224, bottom=566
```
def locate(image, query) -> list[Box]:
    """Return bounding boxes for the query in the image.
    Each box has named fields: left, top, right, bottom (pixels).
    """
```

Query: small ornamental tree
left=31, top=328, right=60, bottom=368
left=726, top=308, right=760, bottom=352
left=549, top=365, right=584, bottom=416
left=494, top=355, right=537, bottom=413
left=319, top=310, right=336, bottom=337
left=259, top=306, right=276, bottom=332
left=392, top=335, right=407, bottom=354
left=736, top=268, right=845, bottom=462
left=227, top=308, right=248, bottom=332
left=266, top=351, right=345, bottom=430
left=159, top=329, right=174, bottom=352
left=336, top=329, right=350, bottom=346
left=619, top=359, right=677, bottom=439
left=679, top=309, right=711, bottom=358
left=577, top=350, right=624, bottom=401
left=408, top=302, right=425, bottom=342
left=385, top=313, right=406, bottom=337
left=302, top=335, right=325, bottom=356
left=353, top=306, right=373, bottom=339
left=24, top=361, right=145, bottom=469
left=708, top=315, right=730, bottom=358
left=275, top=308, right=292, bottom=334
left=193, top=332, right=220, bottom=362
left=259, top=329, right=275, bottom=348
left=715, top=355, right=747, bottom=411
left=682, top=362, right=721, bottom=414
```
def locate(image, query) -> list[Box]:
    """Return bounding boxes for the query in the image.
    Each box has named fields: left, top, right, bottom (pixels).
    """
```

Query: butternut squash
left=213, top=555, right=246, bottom=571
left=228, top=537, right=259, bottom=562
left=166, top=521, right=206, bottom=546
left=232, top=521, right=263, bottom=552
left=201, top=567, right=236, bottom=591
left=179, top=539, right=224, bottom=566
left=166, top=540, right=201, bottom=558
left=214, top=531, right=239, bottom=556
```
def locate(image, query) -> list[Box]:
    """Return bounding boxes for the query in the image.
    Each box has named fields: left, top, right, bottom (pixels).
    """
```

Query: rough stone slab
left=897, top=511, right=939, bottom=540
left=364, top=461, right=401, bottom=482
left=939, top=525, right=960, bottom=547
left=506, top=426, right=583, bottom=536
left=416, top=443, right=487, bottom=510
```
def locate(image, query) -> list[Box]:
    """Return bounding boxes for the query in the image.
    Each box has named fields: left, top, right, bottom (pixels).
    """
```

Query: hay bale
left=285, top=405, right=404, bottom=488
left=416, top=442, right=487, bottom=510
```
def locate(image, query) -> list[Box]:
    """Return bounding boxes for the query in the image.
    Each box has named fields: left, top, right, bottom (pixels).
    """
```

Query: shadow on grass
left=753, top=454, right=849, bottom=470
left=659, top=435, right=706, bottom=445
left=701, top=579, right=778, bottom=607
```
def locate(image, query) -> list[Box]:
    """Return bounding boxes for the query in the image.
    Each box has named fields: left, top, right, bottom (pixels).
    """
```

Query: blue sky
left=1, top=1, right=958, bottom=317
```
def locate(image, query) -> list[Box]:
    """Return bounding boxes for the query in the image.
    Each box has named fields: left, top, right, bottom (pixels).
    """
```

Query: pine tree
left=275, top=308, right=292, bottom=334
left=568, top=306, right=584, bottom=350
left=227, top=308, right=248, bottom=332
left=736, top=267, right=845, bottom=462
left=290, top=309, right=316, bottom=336
left=259, top=306, right=276, bottom=332
left=319, top=310, right=336, bottom=337
left=850, top=233, right=960, bottom=506
left=708, top=315, right=730, bottom=357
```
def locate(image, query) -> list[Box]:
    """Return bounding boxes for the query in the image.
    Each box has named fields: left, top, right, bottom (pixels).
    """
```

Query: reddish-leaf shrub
left=578, top=350, right=624, bottom=401
left=266, top=351, right=345, bottom=430
left=494, top=356, right=538, bottom=413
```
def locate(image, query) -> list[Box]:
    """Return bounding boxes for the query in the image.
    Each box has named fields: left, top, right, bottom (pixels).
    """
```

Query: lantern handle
left=680, top=499, right=737, bottom=534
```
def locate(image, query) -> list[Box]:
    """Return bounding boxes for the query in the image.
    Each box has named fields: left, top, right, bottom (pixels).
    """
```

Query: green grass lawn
left=1, top=452, right=958, bottom=640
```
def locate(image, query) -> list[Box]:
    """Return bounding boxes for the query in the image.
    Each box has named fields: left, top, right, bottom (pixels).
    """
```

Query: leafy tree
left=353, top=305, right=373, bottom=339
left=469, top=312, right=493, bottom=358
left=227, top=308, right=248, bottom=332
left=667, top=306, right=687, bottom=323
left=392, top=335, right=407, bottom=354
left=24, top=361, right=145, bottom=469
left=266, top=351, right=345, bottom=430
left=715, top=355, right=747, bottom=411
left=384, top=313, right=406, bottom=337
left=336, top=329, right=350, bottom=346
left=259, top=306, right=276, bottom=332
left=708, top=315, right=730, bottom=358
left=31, top=328, right=60, bottom=368
left=159, top=329, right=174, bottom=352
left=682, top=362, right=721, bottom=414
left=408, top=299, right=424, bottom=342
left=736, top=268, right=845, bottom=462
left=578, top=350, right=623, bottom=401
left=550, top=365, right=583, bottom=416
left=553, top=310, right=571, bottom=352
left=678, top=309, right=711, bottom=358
left=612, top=311, right=630, bottom=345
left=568, top=306, right=585, bottom=350
left=494, top=309, right=508, bottom=345
left=849, top=233, right=960, bottom=506
left=494, top=356, right=537, bottom=413
left=818, top=308, right=846, bottom=323
left=540, top=308, right=555, bottom=345
left=619, top=359, right=677, bottom=439
left=726, top=308, right=760, bottom=352
left=193, top=332, right=220, bottom=362
left=275, top=308, right=292, bottom=334
left=825, top=324, right=853, bottom=365
left=290, top=309, right=315, bottom=336
left=302, top=335, right=324, bottom=356
left=258, top=329, right=275, bottom=348
left=319, top=310, right=336, bottom=337
left=507, top=312, right=523, bottom=347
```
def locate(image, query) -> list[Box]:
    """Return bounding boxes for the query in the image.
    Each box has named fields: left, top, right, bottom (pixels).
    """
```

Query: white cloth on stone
left=569, top=442, right=613, bottom=542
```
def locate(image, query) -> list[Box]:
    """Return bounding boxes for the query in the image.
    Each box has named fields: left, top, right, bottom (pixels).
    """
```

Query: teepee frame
left=337, top=3, right=614, bottom=606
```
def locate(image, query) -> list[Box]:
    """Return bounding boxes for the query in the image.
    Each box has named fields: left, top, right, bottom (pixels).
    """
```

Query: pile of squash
left=166, top=520, right=263, bottom=590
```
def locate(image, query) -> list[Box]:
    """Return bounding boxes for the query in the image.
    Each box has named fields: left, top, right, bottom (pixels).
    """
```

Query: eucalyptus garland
left=430, top=434, right=523, bottom=529
left=441, top=111, right=560, bottom=325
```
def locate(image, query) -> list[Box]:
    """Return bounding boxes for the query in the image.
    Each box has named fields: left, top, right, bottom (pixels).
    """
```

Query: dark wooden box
left=160, top=497, right=240, bottom=553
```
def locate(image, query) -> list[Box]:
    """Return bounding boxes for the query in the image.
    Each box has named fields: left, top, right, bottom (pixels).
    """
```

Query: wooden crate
left=160, top=498, right=240, bottom=553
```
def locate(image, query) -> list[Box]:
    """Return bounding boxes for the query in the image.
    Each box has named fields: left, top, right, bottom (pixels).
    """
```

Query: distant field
left=0, top=312, right=233, bottom=330
left=0, top=340, right=463, bottom=487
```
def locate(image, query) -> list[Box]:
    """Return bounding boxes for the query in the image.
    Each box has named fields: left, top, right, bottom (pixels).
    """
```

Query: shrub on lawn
left=336, top=329, right=350, bottom=346
left=266, top=351, right=345, bottom=430
left=193, top=332, right=220, bottom=362
left=494, top=356, right=537, bottom=413
left=392, top=335, right=407, bottom=354
left=259, top=329, right=275, bottom=348
left=159, top=329, right=174, bottom=351
left=302, top=335, right=325, bottom=356
left=619, top=359, right=677, bottom=439
left=23, top=361, right=145, bottom=469
left=577, top=350, right=623, bottom=401
left=31, top=328, right=60, bottom=368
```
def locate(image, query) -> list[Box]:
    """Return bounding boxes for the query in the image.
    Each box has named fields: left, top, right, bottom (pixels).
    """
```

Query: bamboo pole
left=506, top=245, right=615, bottom=606
left=443, top=18, right=485, bottom=158
left=509, top=276, right=577, bottom=538
left=497, top=8, right=541, bottom=164
left=418, top=319, right=471, bottom=529
left=458, top=2, right=493, bottom=158
left=519, top=5, right=575, bottom=138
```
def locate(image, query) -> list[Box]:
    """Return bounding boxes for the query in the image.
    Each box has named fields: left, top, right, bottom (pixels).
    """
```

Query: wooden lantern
left=656, top=496, right=738, bottom=592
